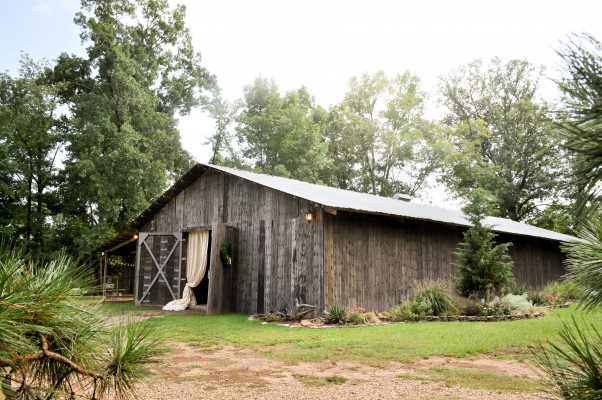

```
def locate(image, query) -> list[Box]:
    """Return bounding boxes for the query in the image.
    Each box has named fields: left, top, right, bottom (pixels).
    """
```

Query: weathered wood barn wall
left=98, top=164, right=569, bottom=316
left=323, top=213, right=565, bottom=312
left=137, top=168, right=325, bottom=314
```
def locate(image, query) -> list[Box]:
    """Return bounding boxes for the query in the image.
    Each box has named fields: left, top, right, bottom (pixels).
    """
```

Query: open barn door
left=206, top=223, right=238, bottom=315
left=135, top=232, right=183, bottom=305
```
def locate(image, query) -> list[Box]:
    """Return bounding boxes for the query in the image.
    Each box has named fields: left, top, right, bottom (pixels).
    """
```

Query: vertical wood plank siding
left=137, top=168, right=565, bottom=314
left=139, top=170, right=324, bottom=314
left=323, top=212, right=565, bottom=312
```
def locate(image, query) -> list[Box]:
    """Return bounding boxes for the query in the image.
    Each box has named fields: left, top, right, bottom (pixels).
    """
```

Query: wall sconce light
left=305, top=205, right=315, bottom=223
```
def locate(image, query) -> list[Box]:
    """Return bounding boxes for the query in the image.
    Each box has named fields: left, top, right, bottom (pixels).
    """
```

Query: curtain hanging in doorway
left=163, top=230, right=209, bottom=311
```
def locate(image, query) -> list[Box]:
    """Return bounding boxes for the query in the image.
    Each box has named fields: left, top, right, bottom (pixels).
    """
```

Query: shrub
left=528, top=291, right=547, bottom=306
left=533, top=318, right=602, bottom=399
left=463, top=299, right=483, bottom=316
left=454, top=189, right=515, bottom=300
left=323, top=305, right=347, bottom=324
left=410, top=280, right=457, bottom=316
left=481, top=296, right=512, bottom=316
left=541, top=280, right=587, bottom=301
left=545, top=292, right=570, bottom=306
left=346, top=306, right=366, bottom=324
left=507, top=281, right=530, bottom=296
left=262, top=313, right=281, bottom=322
left=502, top=293, right=533, bottom=311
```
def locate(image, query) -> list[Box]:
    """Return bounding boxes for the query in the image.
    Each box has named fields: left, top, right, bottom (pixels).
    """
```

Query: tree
left=323, top=71, right=446, bottom=197
left=0, top=56, right=62, bottom=256
left=51, top=0, right=215, bottom=254
left=454, top=188, right=514, bottom=299
left=0, top=243, right=161, bottom=399
left=531, top=34, right=602, bottom=400
left=439, top=58, right=566, bottom=222
left=234, top=77, right=329, bottom=182
left=557, top=33, right=602, bottom=216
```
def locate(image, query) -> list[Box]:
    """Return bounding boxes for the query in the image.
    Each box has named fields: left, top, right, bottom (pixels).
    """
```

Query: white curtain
left=163, top=230, right=209, bottom=311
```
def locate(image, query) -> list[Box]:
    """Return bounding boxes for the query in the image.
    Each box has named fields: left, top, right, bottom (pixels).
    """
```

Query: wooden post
left=103, top=252, right=108, bottom=298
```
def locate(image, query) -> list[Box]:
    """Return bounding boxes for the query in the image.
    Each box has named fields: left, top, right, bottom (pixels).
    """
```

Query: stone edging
left=421, top=311, right=544, bottom=322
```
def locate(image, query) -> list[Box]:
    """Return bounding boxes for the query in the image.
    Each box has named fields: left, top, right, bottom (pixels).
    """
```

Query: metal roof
left=96, top=163, right=576, bottom=252
left=209, top=164, right=576, bottom=243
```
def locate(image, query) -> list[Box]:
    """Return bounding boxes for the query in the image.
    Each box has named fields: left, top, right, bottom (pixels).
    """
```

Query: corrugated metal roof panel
left=209, top=164, right=577, bottom=243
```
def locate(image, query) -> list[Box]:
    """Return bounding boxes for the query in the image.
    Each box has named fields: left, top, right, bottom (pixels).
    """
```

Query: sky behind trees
left=2, top=0, right=601, bottom=162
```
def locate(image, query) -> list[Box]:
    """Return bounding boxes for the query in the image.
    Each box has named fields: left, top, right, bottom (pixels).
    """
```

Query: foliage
left=463, top=299, right=483, bottom=316
left=323, top=304, right=347, bottom=324
left=545, top=292, right=570, bottom=306
left=533, top=318, right=602, bottom=400
left=220, top=240, right=232, bottom=266
left=262, top=313, right=281, bottom=322
left=234, top=78, right=329, bottom=182
left=409, top=280, right=457, bottom=316
left=0, top=242, right=161, bottom=399
left=322, top=71, right=447, bottom=197
left=556, top=33, right=602, bottom=216
left=50, top=0, right=214, bottom=254
left=439, top=57, right=567, bottom=222
left=562, top=219, right=602, bottom=310
left=0, top=56, right=62, bottom=257
left=454, top=189, right=515, bottom=299
left=481, top=296, right=512, bottom=316
left=528, top=291, right=547, bottom=306
left=541, top=280, right=589, bottom=301
left=501, top=293, right=533, bottom=311
left=506, top=281, right=530, bottom=296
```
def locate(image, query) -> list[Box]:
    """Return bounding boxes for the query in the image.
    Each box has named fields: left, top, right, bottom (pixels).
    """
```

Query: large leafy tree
left=0, top=57, right=62, bottom=256
left=51, top=0, right=215, bottom=253
left=234, top=77, right=329, bottom=182
left=324, top=71, right=446, bottom=197
left=439, top=58, right=566, bottom=222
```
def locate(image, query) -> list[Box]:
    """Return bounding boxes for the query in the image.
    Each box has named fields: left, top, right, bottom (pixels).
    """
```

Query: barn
left=95, top=163, right=575, bottom=316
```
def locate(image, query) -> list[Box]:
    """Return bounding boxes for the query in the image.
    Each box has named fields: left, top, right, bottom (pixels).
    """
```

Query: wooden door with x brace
left=134, top=232, right=184, bottom=305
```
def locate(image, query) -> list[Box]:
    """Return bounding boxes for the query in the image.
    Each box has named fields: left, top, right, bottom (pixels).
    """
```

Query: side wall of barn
left=323, top=212, right=565, bottom=311
left=138, top=170, right=325, bottom=314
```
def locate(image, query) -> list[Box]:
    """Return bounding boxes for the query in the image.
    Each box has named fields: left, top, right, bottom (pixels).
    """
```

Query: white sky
left=2, top=0, right=602, bottom=202
left=176, top=0, right=602, bottom=162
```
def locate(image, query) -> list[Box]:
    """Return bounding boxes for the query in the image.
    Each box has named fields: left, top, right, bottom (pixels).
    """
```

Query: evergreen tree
left=454, top=188, right=515, bottom=299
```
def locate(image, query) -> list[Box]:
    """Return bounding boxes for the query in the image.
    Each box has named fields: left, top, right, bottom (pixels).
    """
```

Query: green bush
left=541, top=280, right=588, bottom=301
left=507, top=281, right=530, bottom=296
left=528, top=291, right=547, bottom=306
left=502, top=293, right=533, bottom=311
left=410, top=280, right=457, bottom=316
left=323, top=305, right=347, bottom=324
left=481, top=297, right=512, bottom=316
left=533, top=318, right=602, bottom=399
left=454, top=189, right=515, bottom=300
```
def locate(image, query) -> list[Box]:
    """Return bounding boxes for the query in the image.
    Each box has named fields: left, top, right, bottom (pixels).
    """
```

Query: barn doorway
left=191, top=231, right=212, bottom=305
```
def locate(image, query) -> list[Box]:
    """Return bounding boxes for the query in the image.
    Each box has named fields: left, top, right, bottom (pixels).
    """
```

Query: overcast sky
left=2, top=0, right=602, bottom=166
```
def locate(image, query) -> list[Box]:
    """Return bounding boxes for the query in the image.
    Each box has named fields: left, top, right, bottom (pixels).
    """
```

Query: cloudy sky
left=2, top=0, right=602, bottom=165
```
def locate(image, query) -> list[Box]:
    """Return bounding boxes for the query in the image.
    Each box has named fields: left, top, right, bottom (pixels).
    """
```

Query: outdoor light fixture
left=305, top=205, right=315, bottom=223
left=133, top=234, right=139, bottom=240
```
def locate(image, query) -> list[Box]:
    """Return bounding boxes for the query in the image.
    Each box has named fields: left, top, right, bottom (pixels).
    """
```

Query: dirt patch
left=127, top=342, right=549, bottom=400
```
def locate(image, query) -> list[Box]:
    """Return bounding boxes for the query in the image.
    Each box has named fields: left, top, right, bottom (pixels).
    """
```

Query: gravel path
left=130, top=342, right=550, bottom=400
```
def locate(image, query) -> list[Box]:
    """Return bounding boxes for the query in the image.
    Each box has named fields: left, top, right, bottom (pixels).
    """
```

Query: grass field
left=99, top=304, right=601, bottom=365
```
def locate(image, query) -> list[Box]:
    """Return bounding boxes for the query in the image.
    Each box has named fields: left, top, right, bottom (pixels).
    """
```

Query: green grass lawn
left=137, top=305, right=601, bottom=365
